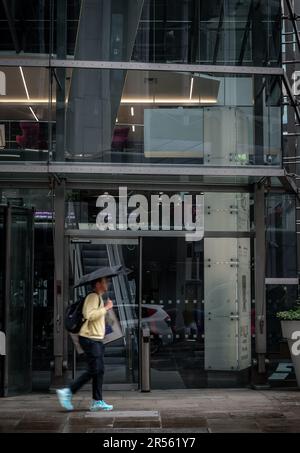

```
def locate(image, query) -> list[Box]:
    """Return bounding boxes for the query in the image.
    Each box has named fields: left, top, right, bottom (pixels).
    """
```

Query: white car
left=141, top=304, right=173, bottom=347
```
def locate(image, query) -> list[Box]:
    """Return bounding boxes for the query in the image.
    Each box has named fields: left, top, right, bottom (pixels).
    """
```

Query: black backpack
left=65, top=295, right=86, bottom=333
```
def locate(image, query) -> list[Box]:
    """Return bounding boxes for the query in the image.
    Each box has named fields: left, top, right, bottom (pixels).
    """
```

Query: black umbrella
left=74, top=265, right=127, bottom=288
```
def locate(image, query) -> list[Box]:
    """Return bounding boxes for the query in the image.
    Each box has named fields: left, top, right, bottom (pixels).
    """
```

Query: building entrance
left=68, top=232, right=252, bottom=390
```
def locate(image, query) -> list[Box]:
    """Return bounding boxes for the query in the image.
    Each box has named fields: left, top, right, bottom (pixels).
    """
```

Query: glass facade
left=0, top=1, right=299, bottom=394
left=0, top=1, right=281, bottom=66
left=65, top=188, right=253, bottom=388
left=0, top=67, right=282, bottom=165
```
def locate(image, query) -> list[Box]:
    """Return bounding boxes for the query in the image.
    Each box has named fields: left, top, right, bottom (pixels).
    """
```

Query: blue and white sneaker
left=90, top=400, right=113, bottom=411
left=56, top=388, right=74, bottom=411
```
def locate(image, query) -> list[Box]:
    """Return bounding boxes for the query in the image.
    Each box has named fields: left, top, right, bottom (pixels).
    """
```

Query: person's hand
left=105, top=299, right=113, bottom=311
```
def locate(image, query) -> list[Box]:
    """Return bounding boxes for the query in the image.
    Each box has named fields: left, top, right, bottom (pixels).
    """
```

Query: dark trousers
left=70, top=336, right=105, bottom=401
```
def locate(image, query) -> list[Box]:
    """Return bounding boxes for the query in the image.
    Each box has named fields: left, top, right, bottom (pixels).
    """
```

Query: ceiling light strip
left=29, top=106, right=39, bottom=122
left=19, top=66, right=30, bottom=100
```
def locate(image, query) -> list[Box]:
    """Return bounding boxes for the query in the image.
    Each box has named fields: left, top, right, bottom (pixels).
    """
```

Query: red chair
left=16, top=121, right=47, bottom=149
left=112, top=126, right=130, bottom=150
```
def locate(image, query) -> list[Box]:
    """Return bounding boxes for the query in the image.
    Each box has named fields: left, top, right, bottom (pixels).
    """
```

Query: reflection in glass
left=0, top=66, right=50, bottom=161
left=71, top=241, right=140, bottom=386
left=0, top=1, right=280, bottom=67
left=60, top=69, right=282, bottom=165
left=266, top=194, right=297, bottom=278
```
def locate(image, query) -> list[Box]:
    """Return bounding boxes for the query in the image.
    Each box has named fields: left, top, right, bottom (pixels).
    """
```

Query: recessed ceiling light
left=189, top=77, right=194, bottom=100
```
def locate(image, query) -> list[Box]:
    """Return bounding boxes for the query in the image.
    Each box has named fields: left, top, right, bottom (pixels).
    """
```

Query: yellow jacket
left=79, top=292, right=107, bottom=340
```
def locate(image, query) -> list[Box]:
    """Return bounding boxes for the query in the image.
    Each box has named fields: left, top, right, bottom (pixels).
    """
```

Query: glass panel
left=0, top=1, right=281, bottom=66
left=38, top=0, right=281, bottom=67
left=7, top=208, right=33, bottom=394
left=0, top=66, right=51, bottom=162
left=142, top=236, right=251, bottom=388
left=266, top=194, right=297, bottom=278
left=266, top=285, right=299, bottom=387
left=204, top=193, right=250, bottom=232
left=70, top=240, right=139, bottom=387
left=204, top=238, right=251, bottom=371
left=50, top=68, right=282, bottom=166
left=142, top=237, right=205, bottom=388
left=65, top=189, right=251, bottom=237
left=0, top=1, right=53, bottom=57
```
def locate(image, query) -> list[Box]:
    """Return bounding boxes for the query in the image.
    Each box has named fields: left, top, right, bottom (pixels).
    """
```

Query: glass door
left=69, top=237, right=140, bottom=390
left=141, top=236, right=205, bottom=389
left=1, top=206, right=34, bottom=395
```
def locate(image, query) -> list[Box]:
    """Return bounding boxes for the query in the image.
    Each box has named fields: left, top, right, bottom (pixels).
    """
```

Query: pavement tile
left=256, top=417, right=300, bottom=433
left=229, top=411, right=284, bottom=419
left=260, top=425, right=300, bottom=433
left=161, top=416, right=207, bottom=429
left=0, top=420, right=21, bottom=432
left=67, top=417, right=114, bottom=428
left=87, top=427, right=209, bottom=433
left=113, top=420, right=161, bottom=428
left=15, top=420, right=64, bottom=432
left=0, top=411, right=25, bottom=420
left=207, top=419, right=262, bottom=433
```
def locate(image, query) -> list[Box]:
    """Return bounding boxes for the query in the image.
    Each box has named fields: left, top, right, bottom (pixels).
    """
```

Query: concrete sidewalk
left=0, top=388, right=300, bottom=433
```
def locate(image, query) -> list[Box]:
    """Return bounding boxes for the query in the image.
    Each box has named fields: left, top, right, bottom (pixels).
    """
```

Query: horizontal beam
left=265, top=278, right=299, bottom=285
left=65, top=229, right=253, bottom=239
left=0, top=56, right=284, bottom=76
left=0, top=162, right=285, bottom=177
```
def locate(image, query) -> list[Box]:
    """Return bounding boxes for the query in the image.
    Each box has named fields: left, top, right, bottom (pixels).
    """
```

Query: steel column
left=54, top=0, right=67, bottom=162
left=52, top=179, right=67, bottom=384
left=254, top=183, right=267, bottom=376
left=3, top=205, right=11, bottom=396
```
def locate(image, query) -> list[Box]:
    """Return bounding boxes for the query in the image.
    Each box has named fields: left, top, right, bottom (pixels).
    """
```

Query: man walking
left=56, top=277, right=114, bottom=412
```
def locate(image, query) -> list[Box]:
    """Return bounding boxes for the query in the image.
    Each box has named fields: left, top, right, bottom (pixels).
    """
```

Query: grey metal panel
left=0, top=57, right=49, bottom=67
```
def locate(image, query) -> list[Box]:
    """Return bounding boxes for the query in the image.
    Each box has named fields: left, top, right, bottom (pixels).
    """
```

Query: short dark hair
left=90, top=278, right=104, bottom=288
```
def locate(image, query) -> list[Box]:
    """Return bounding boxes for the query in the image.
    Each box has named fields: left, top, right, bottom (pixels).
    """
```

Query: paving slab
left=1, top=389, right=300, bottom=432
left=85, top=410, right=159, bottom=418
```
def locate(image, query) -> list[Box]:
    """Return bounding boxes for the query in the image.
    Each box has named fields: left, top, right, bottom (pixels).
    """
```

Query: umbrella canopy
left=74, top=265, right=126, bottom=288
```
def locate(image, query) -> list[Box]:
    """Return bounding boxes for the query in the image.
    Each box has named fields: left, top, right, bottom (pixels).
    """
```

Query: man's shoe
left=56, top=388, right=74, bottom=411
left=90, top=400, right=113, bottom=411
